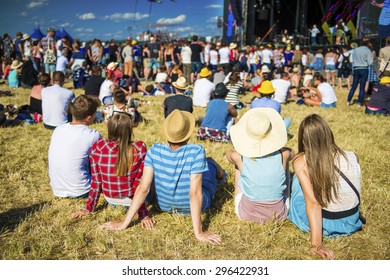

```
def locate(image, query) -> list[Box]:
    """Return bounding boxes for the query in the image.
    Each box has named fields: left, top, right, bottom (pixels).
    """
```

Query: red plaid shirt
left=85, top=139, right=148, bottom=218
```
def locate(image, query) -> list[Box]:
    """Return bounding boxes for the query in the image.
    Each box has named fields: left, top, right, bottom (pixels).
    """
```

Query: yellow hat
left=199, top=67, right=211, bottom=78
left=257, top=80, right=275, bottom=94
left=131, top=40, right=137, bottom=45
left=380, top=76, right=390, bottom=85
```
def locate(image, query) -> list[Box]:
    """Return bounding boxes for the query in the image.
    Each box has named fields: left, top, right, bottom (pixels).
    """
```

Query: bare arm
left=190, top=173, right=222, bottom=245
left=293, top=156, right=335, bottom=260
left=100, top=166, right=155, bottom=230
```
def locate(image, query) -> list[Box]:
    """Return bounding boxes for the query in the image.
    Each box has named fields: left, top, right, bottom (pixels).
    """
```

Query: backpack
left=341, top=54, right=350, bottom=69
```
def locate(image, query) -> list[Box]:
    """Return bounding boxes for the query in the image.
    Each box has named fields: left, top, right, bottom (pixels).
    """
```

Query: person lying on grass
left=72, top=112, right=152, bottom=228
left=101, top=109, right=224, bottom=245
left=288, top=114, right=364, bottom=260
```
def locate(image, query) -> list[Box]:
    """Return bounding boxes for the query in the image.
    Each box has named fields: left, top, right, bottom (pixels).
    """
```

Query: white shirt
left=56, top=55, right=69, bottom=71
left=193, top=78, right=215, bottom=107
left=218, top=47, right=230, bottom=64
left=99, top=79, right=114, bottom=103
left=41, top=84, right=75, bottom=127
left=318, top=82, right=337, bottom=104
left=56, top=40, right=63, bottom=57
left=48, top=123, right=101, bottom=197
left=271, top=79, right=291, bottom=103
left=155, top=72, right=168, bottom=83
left=261, top=49, right=273, bottom=64
left=210, top=50, right=218, bottom=65
left=181, top=46, right=192, bottom=64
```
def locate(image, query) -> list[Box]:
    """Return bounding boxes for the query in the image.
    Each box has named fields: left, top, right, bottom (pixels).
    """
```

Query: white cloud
left=156, top=14, right=186, bottom=25
left=103, top=12, right=149, bottom=22
left=26, top=1, right=47, bottom=9
left=207, top=16, right=218, bottom=23
left=75, top=28, right=94, bottom=33
left=61, top=22, right=74, bottom=28
left=205, top=4, right=223, bottom=9
left=175, top=27, right=192, bottom=32
left=78, top=13, right=96, bottom=20
left=20, top=11, right=28, bottom=17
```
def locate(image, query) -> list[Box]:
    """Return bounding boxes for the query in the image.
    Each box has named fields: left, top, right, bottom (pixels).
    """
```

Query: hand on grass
left=140, top=216, right=155, bottom=230
left=72, top=210, right=89, bottom=218
left=196, top=231, right=222, bottom=245
left=100, top=220, right=127, bottom=231
left=310, top=244, right=335, bottom=260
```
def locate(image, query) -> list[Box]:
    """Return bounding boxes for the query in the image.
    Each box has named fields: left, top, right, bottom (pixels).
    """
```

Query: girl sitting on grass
left=226, top=108, right=294, bottom=224
left=72, top=113, right=153, bottom=228
left=288, top=114, right=364, bottom=260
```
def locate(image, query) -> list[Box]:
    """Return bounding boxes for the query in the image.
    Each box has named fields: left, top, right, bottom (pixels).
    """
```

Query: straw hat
left=199, top=67, right=211, bottom=78
left=22, top=33, right=30, bottom=40
left=230, top=108, right=287, bottom=158
left=172, top=77, right=188, bottom=90
left=304, top=68, right=311, bottom=75
left=229, top=42, right=237, bottom=49
left=380, top=76, right=390, bottom=85
left=293, top=67, right=299, bottom=73
left=257, top=80, right=275, bottom=95
left=10, top=60, right=23, bottom=70
left=261, top=65, right=270, bottom=73
left=107, top=62, right=118, bottom=71
left=162, top=109, right=195, bottom=143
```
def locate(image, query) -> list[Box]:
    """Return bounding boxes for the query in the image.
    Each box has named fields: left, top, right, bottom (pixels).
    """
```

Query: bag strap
left=334, top=165, right=360, bottom=203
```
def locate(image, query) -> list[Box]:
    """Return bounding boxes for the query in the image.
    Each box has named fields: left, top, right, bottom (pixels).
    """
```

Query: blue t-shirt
left=145, top=144, right=209, bottom=214
left=239, top=151, right=287, bottom=201
left=379, top=0, right=390, bottom=25
left=311, top=28, right=319, bottom=37
left=8, top=69, right=19, bottom=87
left=201, top=99, right=231, bottom=131
left=250, top=97, right=281, bottom=113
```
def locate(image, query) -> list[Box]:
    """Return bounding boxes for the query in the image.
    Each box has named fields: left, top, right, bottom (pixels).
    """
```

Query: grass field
left=0, top=82, right=389, bottom=260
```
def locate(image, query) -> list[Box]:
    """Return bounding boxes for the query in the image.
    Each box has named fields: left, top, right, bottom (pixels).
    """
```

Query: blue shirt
left=250, top=97, right=281, bottom=113
left=145, top=144, right=209, bottom=214
left=311, top=28, right=319, bottom=37
left=201, top=99, right=230, bottom=131
left=379, top=0, right=390, bottom=25
left=239, top=151, right=287, bottom=201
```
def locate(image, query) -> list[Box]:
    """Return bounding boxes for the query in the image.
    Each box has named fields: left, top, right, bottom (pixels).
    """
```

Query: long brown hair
left=107, top=113, right=134, bottom=176
left=297, top=114, right=346, bottom=207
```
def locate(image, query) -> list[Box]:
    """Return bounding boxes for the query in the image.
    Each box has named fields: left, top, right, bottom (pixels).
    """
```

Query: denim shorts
left=191, top=61, right=203, bottom=73
left=45, top=63, right=56, bottom=73
left=325, top=64, right=336, bottom=72
left=148, top=58, right=160, bottom=70
left=320, top=101, right=336, bottom=108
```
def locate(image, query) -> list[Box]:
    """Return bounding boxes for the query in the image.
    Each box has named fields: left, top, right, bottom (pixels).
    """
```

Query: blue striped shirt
left=145, top=144, right=208, bottom=214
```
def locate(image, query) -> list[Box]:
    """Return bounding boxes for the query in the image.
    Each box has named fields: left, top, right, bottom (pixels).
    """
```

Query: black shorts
left=338, top=68, right=351, bottom=78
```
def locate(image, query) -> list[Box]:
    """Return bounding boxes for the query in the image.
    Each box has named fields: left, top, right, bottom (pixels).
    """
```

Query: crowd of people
left=1, top=28, right=390, bottom=260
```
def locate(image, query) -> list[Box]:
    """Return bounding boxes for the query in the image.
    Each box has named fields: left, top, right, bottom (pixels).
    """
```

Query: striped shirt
left=225, top=80, right=244, bottom=105
left=85, top=139, right=148, bottom=218
left=145, top=144, right=208, bottom=214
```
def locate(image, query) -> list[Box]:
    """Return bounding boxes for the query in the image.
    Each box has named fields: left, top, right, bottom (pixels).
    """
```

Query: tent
left=30, top=26, right=44, bottom=40
left=55, top=27, right=73, bottom=41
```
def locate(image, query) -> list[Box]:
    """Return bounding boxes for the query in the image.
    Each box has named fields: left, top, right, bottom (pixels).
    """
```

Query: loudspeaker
left=257, top=9, right=268, bottom=21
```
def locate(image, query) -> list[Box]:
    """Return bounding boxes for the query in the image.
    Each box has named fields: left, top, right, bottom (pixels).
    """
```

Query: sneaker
left=347, top=101, right=350, bottom=106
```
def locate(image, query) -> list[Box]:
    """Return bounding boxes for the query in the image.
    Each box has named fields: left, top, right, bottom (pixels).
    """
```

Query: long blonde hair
left=297, top=114, right=346, bottom=207
left=107, top=113, right=134, bottom=176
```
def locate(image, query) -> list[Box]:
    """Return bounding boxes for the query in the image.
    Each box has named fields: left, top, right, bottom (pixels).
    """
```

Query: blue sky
left=0, top=0, right=224, bottom=40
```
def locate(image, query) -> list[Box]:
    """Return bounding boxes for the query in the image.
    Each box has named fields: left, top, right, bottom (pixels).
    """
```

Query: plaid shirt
left=85, top=139, right=148, bottom=218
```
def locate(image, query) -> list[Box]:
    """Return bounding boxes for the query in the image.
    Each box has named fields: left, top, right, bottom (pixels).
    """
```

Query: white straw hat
left=230, top=108, right=287, bottom=157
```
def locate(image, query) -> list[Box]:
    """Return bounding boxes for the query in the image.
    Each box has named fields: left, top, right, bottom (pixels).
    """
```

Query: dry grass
left=0, top=82, right=389, bottom=260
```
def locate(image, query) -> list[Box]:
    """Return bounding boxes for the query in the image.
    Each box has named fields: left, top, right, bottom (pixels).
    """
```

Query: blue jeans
left=348, top=68, right=368, bottom=105
left=365, top=107, right=389, bottom=116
